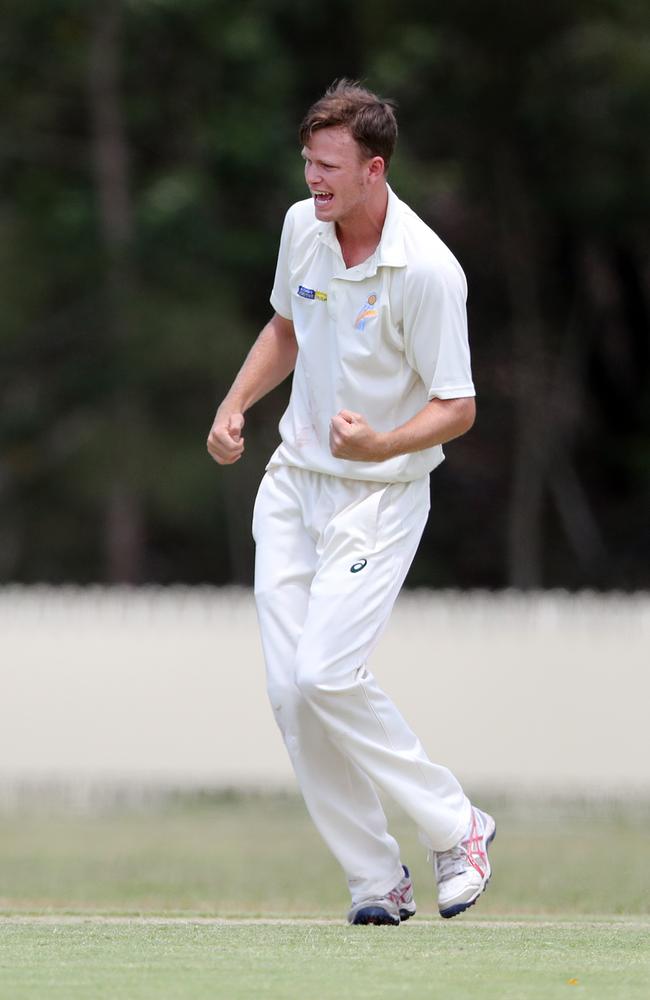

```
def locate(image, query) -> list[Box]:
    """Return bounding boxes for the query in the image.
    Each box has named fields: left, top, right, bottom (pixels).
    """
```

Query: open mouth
left=312, top=190, right=334, bottom=205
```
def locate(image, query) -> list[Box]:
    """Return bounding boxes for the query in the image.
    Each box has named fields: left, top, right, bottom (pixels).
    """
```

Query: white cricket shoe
left=434, top=806, right=496, bottom=918
left=347, top=865, right=416, bottom=925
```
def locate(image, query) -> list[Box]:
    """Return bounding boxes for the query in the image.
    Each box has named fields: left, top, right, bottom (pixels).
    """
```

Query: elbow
left=462, top=397, right=476, bottom=434
left=448, top=396, right=475, bottom=439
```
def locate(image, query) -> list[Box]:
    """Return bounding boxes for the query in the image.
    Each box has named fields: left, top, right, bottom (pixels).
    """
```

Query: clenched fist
left=329, top=410, right=388, bottom=462
left=207, top=411, right=245, bottom=465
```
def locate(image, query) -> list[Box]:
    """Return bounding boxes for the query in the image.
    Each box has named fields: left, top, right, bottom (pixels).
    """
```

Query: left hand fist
left=329, top=410, right=387, bottom=462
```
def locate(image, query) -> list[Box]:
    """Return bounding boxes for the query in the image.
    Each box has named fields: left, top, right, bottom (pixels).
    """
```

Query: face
left=301, top=127, right=383, bottom=226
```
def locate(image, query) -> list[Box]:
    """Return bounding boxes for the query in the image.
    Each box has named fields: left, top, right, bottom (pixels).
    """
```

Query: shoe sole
left=439, top=819, right=497, bottom=919
left=351, top=905, right=400, bottom=926
left=399, top=905, right=416, bottom=922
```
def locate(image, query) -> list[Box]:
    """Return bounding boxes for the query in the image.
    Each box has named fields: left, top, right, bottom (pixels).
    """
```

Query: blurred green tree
left=0, top=0, right=648, bottom=587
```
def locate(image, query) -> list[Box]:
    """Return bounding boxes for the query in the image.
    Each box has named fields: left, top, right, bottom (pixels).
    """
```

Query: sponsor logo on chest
left=298, top=285, right=327, bottom=301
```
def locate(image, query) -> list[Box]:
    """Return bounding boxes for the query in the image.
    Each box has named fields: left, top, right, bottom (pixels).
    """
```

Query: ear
left=367, top=156, right=386, bottom=183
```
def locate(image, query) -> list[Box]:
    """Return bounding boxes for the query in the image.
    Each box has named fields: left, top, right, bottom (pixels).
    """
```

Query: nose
left=305, top=160, right=322, bottom=187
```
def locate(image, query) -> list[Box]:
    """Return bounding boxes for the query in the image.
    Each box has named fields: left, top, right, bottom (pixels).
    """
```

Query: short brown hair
left=299, top=79, right=398, bottom=170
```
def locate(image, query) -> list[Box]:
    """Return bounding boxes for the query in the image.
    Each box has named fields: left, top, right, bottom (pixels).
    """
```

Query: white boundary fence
left=1, top=587, right=649, bottom=796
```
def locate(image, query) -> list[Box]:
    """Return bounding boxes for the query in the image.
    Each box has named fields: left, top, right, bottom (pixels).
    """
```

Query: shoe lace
left=434, top=844, right=469, bottom=883
left=433, top=811, right=487, bottom=883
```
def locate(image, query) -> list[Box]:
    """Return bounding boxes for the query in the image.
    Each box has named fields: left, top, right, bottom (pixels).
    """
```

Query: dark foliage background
left=1, top=0, right=648, bottom=588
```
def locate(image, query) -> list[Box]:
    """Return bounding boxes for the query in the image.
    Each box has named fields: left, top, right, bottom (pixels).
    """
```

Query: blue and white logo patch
left=298, top=285, right=316, bottom=300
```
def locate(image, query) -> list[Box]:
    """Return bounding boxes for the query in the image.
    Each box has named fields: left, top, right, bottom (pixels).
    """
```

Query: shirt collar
left=376, top=185, right=408, bottom=268
left=317, top=184, right=407, bottom=275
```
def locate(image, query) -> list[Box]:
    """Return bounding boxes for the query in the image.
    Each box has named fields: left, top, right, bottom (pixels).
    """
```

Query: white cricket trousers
left=253, top=464, right=470, bottom=904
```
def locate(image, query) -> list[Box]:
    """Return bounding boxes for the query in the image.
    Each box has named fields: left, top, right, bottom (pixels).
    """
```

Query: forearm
left=329, top=396, right=476, bottom=463
left=219, top=313, right=297, bottom=416
left=207, top=313, right=297, bottom=465
left=380, top=397, right=476, bottom=459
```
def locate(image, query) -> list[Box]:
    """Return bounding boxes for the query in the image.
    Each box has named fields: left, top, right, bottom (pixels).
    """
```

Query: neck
left=336, top=184, right=389, bottom=263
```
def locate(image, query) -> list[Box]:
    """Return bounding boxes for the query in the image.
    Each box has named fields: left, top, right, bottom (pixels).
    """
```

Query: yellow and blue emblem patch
left=354, top=292, right=378, bottom=331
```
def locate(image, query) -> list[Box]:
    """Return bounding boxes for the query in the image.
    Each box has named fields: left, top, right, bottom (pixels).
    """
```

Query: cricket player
left=207, top=80, right=495, bottom=925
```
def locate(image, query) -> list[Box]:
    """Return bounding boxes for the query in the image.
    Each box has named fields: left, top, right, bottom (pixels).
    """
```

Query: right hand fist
left=207, top=412, right=245, bottom=465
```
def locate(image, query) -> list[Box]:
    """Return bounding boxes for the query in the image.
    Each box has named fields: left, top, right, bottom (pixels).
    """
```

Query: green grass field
left=1, top=790, right=649, bottom=999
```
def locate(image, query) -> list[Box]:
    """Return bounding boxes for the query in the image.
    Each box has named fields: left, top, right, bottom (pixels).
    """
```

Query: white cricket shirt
left=268, top=185, right=475, bottom=483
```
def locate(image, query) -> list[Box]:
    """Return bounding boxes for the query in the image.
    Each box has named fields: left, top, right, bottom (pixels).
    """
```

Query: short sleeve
left=403, top=257, right=475, bottom=399
left=269, top=207, right=296, bottom=321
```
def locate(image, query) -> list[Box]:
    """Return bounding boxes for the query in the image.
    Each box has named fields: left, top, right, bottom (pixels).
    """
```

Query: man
left=207, top=80, right=495, bottom=926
